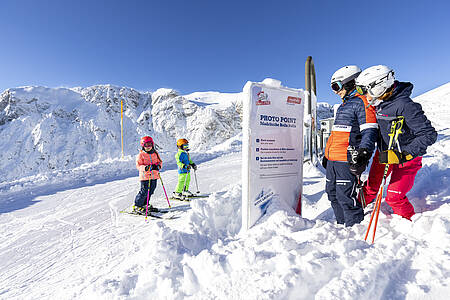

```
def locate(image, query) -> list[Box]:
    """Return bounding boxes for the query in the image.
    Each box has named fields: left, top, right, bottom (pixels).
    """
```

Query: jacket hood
left=391, top=81, right=413, bottom=100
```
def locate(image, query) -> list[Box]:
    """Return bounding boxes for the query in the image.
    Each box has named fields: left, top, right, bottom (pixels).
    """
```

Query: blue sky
left=1, top=0, right=449, bottom=104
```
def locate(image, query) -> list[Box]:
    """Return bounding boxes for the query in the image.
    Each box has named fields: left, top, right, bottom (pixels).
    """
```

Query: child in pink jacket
left=134, top=136, right=162, bottom=214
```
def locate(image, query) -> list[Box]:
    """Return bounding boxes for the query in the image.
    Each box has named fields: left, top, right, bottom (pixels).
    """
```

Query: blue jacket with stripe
left=325, top=90, right=378, bottom=162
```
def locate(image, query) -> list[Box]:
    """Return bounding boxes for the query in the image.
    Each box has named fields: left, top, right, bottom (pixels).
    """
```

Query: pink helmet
left=140, top=136, right=154, bottom=147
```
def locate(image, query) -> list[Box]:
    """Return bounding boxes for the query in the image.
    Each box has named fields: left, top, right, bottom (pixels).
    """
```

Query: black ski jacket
left=375, top=81, right=437, bottom=157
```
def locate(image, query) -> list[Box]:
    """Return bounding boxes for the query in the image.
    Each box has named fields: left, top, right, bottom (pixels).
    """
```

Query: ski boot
left=133, top=205, right=159, bottom=214
left=133, top=206, right=146, bottom=215
left=172, top=192, right=184, bottom=200
left=182, top=190, right=194, bottom=198
left=148, top=205, right=159, bottom=212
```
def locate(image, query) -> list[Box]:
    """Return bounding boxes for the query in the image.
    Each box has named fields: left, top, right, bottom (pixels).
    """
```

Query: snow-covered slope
left=414, top=82, right=450, bottom=131
left=0, top=82, right=449, bottom=300
left=0, top=86, right=242, bottom=184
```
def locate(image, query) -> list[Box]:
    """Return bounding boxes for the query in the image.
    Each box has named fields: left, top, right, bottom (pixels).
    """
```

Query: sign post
left=242, top=78, right=305, bottom=231
left=121, top=99, right=124, bottom=159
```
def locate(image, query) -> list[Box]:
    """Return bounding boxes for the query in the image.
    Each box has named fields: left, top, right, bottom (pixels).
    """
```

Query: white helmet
left=355, top=65, right=395, bottom=98
left=330, top=65, right=361, bottom=92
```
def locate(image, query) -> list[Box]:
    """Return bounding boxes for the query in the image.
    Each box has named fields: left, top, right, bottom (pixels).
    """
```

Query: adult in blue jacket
left=324, top=65, right=378, bottom=227
left=355, top=65, right=437, bottom=220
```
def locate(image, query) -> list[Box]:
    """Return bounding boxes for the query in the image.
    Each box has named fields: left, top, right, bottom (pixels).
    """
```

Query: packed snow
left=0, top=82, right=449, bottom=300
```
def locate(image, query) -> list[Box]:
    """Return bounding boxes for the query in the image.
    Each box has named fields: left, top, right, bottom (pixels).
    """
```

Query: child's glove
left=379, top=150, right=413, bottom=164
left=150, top=164, right=160, bottom=171
left=190, top=163, right=197, bottom=170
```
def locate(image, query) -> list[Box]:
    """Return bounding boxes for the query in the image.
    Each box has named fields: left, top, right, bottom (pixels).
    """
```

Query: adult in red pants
left=354, top=65, right=437, bottom=220
left=363, top=151, right=422, bottom=220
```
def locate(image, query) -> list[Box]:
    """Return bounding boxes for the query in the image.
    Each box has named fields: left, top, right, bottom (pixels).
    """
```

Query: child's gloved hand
left=150, top=164, right=160, bottom=171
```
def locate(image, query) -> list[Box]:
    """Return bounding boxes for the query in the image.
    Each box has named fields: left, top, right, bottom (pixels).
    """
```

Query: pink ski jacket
left=136, top=150, right=162, bottom=181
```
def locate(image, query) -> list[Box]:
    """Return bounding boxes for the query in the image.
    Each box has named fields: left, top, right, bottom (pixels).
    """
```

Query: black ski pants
left=135, top=179, right=157, bottom=207
left=325, top=160, right=363, bottom=227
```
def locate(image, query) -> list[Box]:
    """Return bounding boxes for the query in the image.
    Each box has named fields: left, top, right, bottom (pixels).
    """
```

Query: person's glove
left=150, top=164, right=160, bottom=171
left=379, top=150, right=413, bottom=164
left=190, top=163, right=197, bottom=170
left=145, top=164, right=160, bottom=171
left=347, top=147, right=371, bottom=176
left=321, top=156, right=328, bottom=169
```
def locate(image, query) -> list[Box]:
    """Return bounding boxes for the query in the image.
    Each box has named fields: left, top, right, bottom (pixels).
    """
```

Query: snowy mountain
left=0, top=85, right=243, bottom=184
left=1, top=82, right=449, bottom=300
left=316, top=101, right=334, bottom=120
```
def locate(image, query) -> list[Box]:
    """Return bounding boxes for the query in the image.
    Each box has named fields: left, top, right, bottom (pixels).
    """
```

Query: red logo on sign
left=256, top=91, right=271, bottom=105
left=287, top=96, right=302, bottom=104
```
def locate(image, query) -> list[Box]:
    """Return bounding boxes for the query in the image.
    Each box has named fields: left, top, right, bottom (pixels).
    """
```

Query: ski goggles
left=330, top=81, right=343, bottom=92
left=355, top=85, right=368, bottom=95
left=356, top=82, right=386, bottom=97
left=143, top=142, right=153, bottom=147
left=182, top=144, right=190, bottom=150
left=356, top=72, right=393, bottom=97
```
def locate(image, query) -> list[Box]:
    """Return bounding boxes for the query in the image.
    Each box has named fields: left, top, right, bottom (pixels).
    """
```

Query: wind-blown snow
left=0, top=82, right=449, bottom=300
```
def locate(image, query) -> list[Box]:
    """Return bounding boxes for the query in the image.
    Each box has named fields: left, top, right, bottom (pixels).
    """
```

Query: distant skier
left=324, top=65, right=378, bottom=227
left=172, top=138, right=197, bottom=200
left=133, top=136, right=162, bottom=214
left=355, top=65, right=437, bottom=220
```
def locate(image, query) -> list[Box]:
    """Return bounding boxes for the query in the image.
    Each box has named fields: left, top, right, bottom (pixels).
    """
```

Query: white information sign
left=242, top=78, right=305, bottom=231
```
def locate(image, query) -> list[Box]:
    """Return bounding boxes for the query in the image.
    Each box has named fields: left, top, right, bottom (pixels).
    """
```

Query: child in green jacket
left=172, top=138, right=197, bottom=199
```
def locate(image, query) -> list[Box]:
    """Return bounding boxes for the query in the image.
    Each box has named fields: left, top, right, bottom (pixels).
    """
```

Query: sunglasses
left=330, top=81, right=343, bottom=92
left=143, top=142, right=153, bottom=147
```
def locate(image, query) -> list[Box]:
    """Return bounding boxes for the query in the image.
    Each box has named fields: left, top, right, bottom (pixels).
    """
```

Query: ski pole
left=145, top=175, right=151, bottom=221
left=158, top=172, right=171, bottom=208
left=364, top=191, right=380, bottom=241
left=193, top=169, right=200, bottom=194
left=356, top=175, right=366, bottom=208
left=145, top=156, right=155, bottom=221
left=364, top=164, right=389, bottom=243
left=371, top=187, right=384, bottom=243
left=181, top=166, right=189, bottom=200
left=348, top=146, right=366, bottom=208
left=364, top=117, right=404, bottom=243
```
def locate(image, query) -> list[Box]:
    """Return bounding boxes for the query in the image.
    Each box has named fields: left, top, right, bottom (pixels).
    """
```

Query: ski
left=119, top=208, right=181, bottom=220
left=169, top=194, right=210, bottom=201
left=169, top=197, right=191, bottom=202
left=158, top=204, right=191, bottom=213
left=189, top=194, right=210, bottom=198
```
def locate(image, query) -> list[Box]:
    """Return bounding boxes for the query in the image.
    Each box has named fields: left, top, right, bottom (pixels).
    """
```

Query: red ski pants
left=363, top=150, right=422, bottom=220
